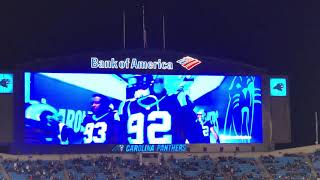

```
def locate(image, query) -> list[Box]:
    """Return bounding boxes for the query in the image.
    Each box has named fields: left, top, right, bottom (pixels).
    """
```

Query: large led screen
left=24, top=73, right=263, bottom=145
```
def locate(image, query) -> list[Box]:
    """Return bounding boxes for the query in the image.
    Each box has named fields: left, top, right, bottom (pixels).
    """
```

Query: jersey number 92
left=127, top=111, right=172, bottom=144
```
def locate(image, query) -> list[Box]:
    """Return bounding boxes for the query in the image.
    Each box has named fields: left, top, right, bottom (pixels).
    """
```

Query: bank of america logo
left=176, top=56, right=202, bottom=70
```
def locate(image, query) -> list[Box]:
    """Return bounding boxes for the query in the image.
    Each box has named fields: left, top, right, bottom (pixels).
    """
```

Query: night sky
left=0, top=1, right=319, bottom=148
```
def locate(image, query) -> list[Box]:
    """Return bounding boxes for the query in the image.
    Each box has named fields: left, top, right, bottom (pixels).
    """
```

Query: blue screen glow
left=24, top=73, right=263, bottom=145
left=0, top=73, right=13, bottom=93
left=270, top=78, right=287, bottom=96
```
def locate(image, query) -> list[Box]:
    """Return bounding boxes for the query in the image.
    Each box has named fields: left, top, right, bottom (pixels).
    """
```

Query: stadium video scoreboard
left=23, top=72, right=264, bottom=153
left=1, top=54, right=290, bottom=153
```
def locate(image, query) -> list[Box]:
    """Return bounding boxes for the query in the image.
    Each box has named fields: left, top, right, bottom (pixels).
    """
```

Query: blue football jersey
left=60, top=111, right=121, bottom=144
left=202, top=120, right=213, bottom=143
left=203, top=119, right=220, bottom=144
left=25, top=118, right=61, bottom=144
left=119, top=93, right=199, bottom=144
left=82, top=112, right=121, bottom=144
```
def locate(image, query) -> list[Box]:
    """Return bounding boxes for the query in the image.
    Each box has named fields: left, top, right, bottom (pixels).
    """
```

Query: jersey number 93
left=83, top=122, right=108, bottom=144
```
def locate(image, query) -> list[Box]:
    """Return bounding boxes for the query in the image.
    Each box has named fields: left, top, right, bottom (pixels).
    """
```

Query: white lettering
left=125, top=58, right=130, bottom=68
left=91, top=57, right=174, bottom=70
left=90, top=57, right=99, bottom=68
left=130, top=58, right=138, bottom=69
left=74, top=110, right=84, bottom=133
left=118, top=60, right=125, bottom=69
left=58, top=109, right=66, bottom=124
left=58, top=108, right=89, bottom=131
left=66, top=110, right=75, bottom=128
left=110, top=58, right=118, bottom=68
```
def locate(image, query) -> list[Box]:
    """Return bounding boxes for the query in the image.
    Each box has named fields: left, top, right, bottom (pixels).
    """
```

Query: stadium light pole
left=162, top=14, right=166, bottom=50
left=316, top=112, right=319, bottom=145
left=123, top=10, right=126, bottom=49
left=142, top=5, right=147, bottom=48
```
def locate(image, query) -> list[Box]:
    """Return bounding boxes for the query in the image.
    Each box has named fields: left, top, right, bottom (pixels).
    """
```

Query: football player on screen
left=59, top=94, right=122, bottom=144
left=197, top=110, right=220, bottom=144
left=25, top=99, right=64, bottom=144
left=118, top=75, right=207, bottom=144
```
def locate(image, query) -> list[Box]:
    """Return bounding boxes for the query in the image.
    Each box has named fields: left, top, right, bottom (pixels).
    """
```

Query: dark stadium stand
left=65, top=156, right=121, bottom=180
left=260, top=154, right=313, bottom=179
left=309, top=150, right=320, bottom=178
left=1, top=145, right=320, bottom=180
left=2, top=159, right=64, bottom=180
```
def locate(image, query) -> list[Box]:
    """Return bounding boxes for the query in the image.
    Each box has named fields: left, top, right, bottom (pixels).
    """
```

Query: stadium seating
left=260, top=154, right=312, bottom=179
left=65, top=156, right=121, bottom=180
left=309, top=150, right=320, bottom=177
left=2, top=159, right=64, bottom=180
left=1, top=148, right=320, bottom=179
